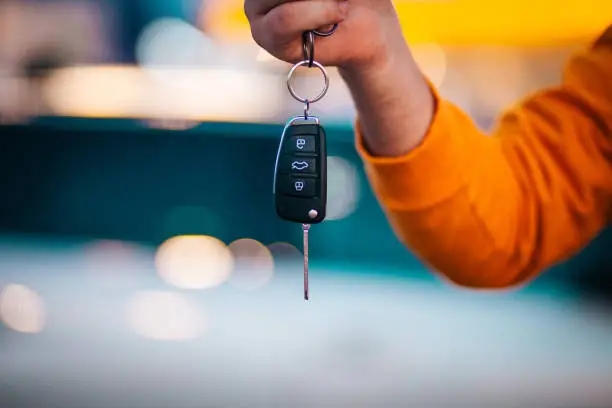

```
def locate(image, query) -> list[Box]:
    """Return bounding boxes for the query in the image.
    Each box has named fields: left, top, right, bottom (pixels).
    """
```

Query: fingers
left=250, top=0, right=347, bottom=56
left=266, top=0, right=347, bottom=36
left=245, top=0, right=296, bottom=17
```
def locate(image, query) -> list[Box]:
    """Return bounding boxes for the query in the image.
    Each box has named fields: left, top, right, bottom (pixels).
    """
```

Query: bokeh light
left=83, top=240, right=146, bottom=268
left=136, top=17, right=217, bottom=68
left=82, top=240, right=152, bottom=288
left=256, top=48, right=276, bottom=63
left=143, top=118, right=200, bottom=131
left=411, top=43, right=448, bottom=88
left=155, top=235, right=234, bottom=290
left=267, top=242, right=303, bottom=275
left=44, top=65, right=143, bottom=118
left=0, top=284, right=46, bottom=334
left=43, top=65, right=282, bottom=122
left=125, top=291, right=205, bottom=341
left=326, top=156, right=360, bottom=221
left=228, top=239, right=275, bottom=291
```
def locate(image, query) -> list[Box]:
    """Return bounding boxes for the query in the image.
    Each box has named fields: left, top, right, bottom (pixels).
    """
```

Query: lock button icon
left=289, top=136, right=315, bottom=153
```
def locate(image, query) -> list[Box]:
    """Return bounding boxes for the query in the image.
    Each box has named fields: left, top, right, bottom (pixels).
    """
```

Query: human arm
left=354, top=35, right=612, bottom=288
left=244, top=0, right=612, bottom=288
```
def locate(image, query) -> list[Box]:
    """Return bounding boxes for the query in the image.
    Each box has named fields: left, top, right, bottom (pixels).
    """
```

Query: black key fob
left=273, top=117, right=327, bottom=224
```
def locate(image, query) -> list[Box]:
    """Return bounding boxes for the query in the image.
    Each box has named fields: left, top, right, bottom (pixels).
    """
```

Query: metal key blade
left=302, top=224, right=310, bottom=300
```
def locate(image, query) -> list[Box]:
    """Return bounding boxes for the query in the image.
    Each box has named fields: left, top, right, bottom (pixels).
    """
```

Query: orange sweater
left=356, top=27, right=612, bottom=289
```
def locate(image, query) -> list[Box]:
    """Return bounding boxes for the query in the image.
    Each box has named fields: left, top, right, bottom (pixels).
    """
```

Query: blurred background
left=1, top=1, right=612, bottom=407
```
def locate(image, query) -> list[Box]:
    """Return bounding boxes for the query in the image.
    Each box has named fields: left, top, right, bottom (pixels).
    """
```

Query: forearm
left=352, top=82, right=611, bottom=288
left=356, top=97, right=529, bottom=288
left=339, top=39, right=435, bottom=158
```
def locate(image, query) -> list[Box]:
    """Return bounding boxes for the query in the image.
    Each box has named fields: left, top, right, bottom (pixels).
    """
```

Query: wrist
left=338, top=40, right=436, bottom=157
left=338, top=38, right=411, bottom=84
left=337, top=9, right=419, bottom=81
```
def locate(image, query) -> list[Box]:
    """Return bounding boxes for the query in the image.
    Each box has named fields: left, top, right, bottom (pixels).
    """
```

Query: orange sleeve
left=356, top=35, right=612, bottom=288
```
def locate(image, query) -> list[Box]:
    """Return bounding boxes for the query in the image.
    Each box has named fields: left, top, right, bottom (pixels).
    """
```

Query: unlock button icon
left=288, top=178, right=313, bottom=197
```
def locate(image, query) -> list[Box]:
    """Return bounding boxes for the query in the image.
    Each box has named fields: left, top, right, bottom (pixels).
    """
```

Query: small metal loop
left=302, top=31, right=315, bottom=67
left=313, top=24, right=338, bottom=37
left=287, top=60, right=330, bottom=105
left=303, top=99, right=310, bottom=119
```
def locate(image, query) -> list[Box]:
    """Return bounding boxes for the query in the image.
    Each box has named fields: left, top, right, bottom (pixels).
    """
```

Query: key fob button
left=283, top=156, right=316, bottom=174
left=280, top=177, right=316, bottom=197
left=285, top=135, right=316, bottom=153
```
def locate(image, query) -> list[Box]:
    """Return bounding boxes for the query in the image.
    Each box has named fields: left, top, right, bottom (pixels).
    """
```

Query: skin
left=244, top=0, right=436, bottom=157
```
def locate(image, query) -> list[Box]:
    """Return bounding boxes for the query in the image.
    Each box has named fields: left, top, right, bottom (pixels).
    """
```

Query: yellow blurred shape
left=203, top=0, right=611, bottom=46
left=155, top=236, right=234, bottom=290
left=395, top=0, right=611, bottom=45
left=126, top=291, right=205, bottom=341
left=228, top=239, right=275, bottom=290
left=0, top=284, right=46, bottom=334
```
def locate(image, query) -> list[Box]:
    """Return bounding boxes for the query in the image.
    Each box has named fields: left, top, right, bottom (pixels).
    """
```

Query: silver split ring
left=313, top=24, right=338, bottom=37
left=287, top=60, right=330, bottom=105
left=302, top=31, right=315, bottom=67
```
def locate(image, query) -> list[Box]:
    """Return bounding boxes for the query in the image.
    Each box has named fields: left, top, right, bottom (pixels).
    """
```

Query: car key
left=274, top=26, right=336, bottom=300
left=273, top=117, right=327, bottom=225
left=273, top=117, right=328, bottom=301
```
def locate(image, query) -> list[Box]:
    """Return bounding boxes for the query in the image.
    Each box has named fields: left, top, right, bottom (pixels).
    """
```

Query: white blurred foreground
left=0, top=237, right=611, bottom=408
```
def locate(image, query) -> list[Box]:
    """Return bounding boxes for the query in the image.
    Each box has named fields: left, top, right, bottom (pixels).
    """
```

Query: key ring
left=302, top=31, right=315, bottom=67
left=287, top=60, right=330, bottom=105
left=303, top=24, right=338, bottom=67
left=313, top=24, right=338, bottom=37
left=289, top=24, right=336, bottom=111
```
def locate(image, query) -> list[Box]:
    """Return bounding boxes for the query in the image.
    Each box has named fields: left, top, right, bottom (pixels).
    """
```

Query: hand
left=246, top=0, right=433, bottom=159
left=244, top=0, right=406, bottom=72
